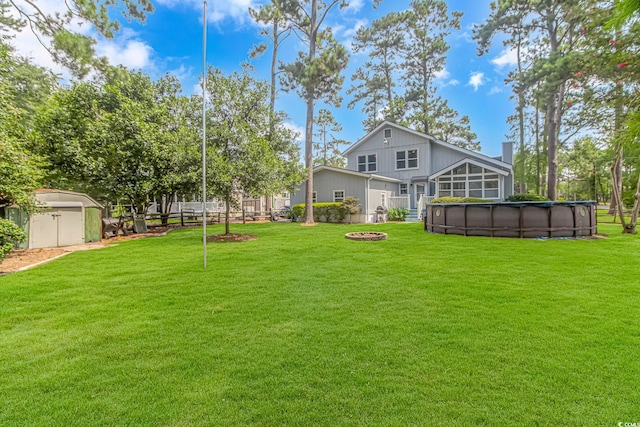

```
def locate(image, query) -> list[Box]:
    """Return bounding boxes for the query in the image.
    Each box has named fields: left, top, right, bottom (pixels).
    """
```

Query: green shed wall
left=5, top=207, right=29, bottom=249
left=84, top=207, right=102, bottom=243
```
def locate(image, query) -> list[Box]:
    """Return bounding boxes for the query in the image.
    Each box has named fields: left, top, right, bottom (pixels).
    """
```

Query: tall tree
left=278, top=0, right=352, bottom=224
left=249, top=1, right=292, bottom=121
left=1, top=0, right=154, bottom=77
left=401, top=0, right=462, bottom=135
left=205, top=66, right=304, bottom=234
left=430, top=100, right=479, bottom=150
left=475, top=0, right=589, bottom=200
left=349, top=11, right=405, bottom=127
left=313, top=108, right=347, bottom=166
left=0, top=41, right=44, bottom=258
left=34, top=69, right=201, bottom=214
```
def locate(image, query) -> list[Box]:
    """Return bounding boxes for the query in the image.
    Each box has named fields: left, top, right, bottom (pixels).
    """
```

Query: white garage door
left=30, top=207, right=84, bottom=249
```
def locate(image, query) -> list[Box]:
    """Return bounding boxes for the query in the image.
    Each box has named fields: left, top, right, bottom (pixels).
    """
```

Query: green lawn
left=1, top=222, right=639, bottom=426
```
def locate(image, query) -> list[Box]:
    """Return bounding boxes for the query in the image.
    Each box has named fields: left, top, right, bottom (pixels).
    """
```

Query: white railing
left=388, top=195, right=410, bottom=210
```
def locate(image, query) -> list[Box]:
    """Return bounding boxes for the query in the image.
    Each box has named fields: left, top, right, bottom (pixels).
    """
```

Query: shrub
left=290, top=202, right=346, bottom=223
left=506, top=193, right=549, bottom=202
left=0, top=218, right=26, bottom=261
left=342, top=197, right=361, bottom=223
left=430, top=197, right=490, bottom=204
left=388, top=207, right=410, bottom=221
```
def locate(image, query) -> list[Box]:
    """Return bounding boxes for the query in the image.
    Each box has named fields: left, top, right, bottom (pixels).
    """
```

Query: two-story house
left=291, top=121, right=514, bottom=223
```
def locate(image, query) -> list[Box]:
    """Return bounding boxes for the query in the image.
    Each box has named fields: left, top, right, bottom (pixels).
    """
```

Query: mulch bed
left=207, top=233, right=258, bottom=243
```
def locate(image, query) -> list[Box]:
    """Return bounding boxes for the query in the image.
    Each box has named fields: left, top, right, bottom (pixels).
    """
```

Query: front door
left=416, top=184, right=425, bottom=207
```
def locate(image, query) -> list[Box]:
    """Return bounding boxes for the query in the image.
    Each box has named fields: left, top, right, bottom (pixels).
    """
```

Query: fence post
left=180, top=210, right=184, bottom=227
left=242, top=209, right=246, bottom=224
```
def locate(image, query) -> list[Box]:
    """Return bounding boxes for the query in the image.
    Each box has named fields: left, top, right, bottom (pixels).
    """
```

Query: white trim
left=342, top=120, right=512, bottom=171
left=312, top=191, right=317, bottom=203
left=314, top=165, right=402, bottom=183
left=333, top=190, right=345, bottom=202
left=399, top=183, right=409, bottom=195
left=395, top=148, right=419, bottom=171
left=430, top=157, right=509, bottom=179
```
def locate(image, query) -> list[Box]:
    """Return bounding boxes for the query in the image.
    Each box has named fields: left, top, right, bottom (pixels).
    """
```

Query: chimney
left=502, top=141, right=513, bottom=164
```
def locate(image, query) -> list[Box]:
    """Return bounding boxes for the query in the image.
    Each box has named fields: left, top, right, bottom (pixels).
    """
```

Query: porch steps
left=405, top=208, right=421, bottom=222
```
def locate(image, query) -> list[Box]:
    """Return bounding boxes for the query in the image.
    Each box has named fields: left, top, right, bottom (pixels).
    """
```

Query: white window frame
left=367, top=153, right=377, bottom=172
left=381, top=192, right=386, bottom=207
left=357, top=155, right=367, bottom=172
left=358, top=153, right=377, bottom=172
left=395, top=148, right=419, bottom=170
left=435, top=163, right=501, bottom=200
left=333, top=190, right=345, bottom=202
left=400, top=183, right=408, bottom=195
left=312, top=191, right=317, bottom=203
left=384, top=128, right=392, bottom=139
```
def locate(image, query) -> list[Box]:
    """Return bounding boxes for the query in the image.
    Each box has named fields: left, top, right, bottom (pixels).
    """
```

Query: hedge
left=429, top=196, right=490, bottom=204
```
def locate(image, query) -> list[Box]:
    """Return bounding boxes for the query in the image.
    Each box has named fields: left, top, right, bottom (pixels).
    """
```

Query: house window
left=436, top=162, right=502, bottom=199
left=396, top=149, right=418, bottom=170
left=381, top=192, right=386, bottom=207
left=333, top=190, right=345, bottom=202
left=281, top=192, right=289, bottom=198
left=384, top=128, right=392, bottom=139
left=358, top=155, right=366, bottom=172
left=367, top=154, right=377, bottom=172
left=312, top=191, right=317, bottom=203
left=400, top=183, right=408, bottom=195
left=358, top=154, right=377, bottom=172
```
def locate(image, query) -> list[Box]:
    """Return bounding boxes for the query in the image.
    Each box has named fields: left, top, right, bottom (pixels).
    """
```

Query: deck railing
left=388, top=195, right=410, bottom=210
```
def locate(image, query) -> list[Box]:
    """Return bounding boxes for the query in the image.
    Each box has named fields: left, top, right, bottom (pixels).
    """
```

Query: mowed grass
left=1, top=222, right=639, bottom=426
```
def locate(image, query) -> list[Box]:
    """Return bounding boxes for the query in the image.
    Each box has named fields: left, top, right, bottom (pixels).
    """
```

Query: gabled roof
left=314, top=165, right=402, bottom=183
left=34, top=189, right=104, bottom=209
left=430, top=157, right=510, bottom=180
left=342, top=120, right=512, bottom=171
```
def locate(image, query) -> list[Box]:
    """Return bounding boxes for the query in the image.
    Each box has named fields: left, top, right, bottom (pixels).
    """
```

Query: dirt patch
left=207, top=233, right=258, bottom=243
left=0, top=225, right=179, bottom=275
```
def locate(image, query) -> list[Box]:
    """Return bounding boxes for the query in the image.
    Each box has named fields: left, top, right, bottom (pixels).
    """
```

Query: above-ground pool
left=425, top=201, right=597, bottom=238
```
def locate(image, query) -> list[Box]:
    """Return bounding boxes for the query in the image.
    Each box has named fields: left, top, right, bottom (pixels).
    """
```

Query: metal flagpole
left=202, top=1, right=208, bottom=269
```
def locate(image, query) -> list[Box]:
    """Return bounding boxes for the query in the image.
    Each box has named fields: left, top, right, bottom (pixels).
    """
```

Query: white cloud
left=339, top=18, right=368, bottom=53
left=6, top=1, right=156, bottom=78
left=488, top=86, right=503, bottom=95
left=491, top=48, right=519, bottom=69
left=468, top=72, right=485, bottom=91
left=97, top=39, right=153, bottom=70
left=343, top=0, right=365, bottom=13
left=434, top=68, right=459, bottom=87
left=155, top=0, right=256, bottom=24
left=283, top=122, right=305, bottom=142
left=434, top=69, right=451, bottom=80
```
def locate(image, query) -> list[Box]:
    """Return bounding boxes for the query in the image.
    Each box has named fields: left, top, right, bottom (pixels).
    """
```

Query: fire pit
left=345, top=232, right=388, bottom=241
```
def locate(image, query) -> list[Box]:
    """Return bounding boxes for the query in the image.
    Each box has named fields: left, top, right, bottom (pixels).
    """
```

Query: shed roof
left=314, top=165, right=402, bottom=183
left=35, top=189, right=104, bottom=209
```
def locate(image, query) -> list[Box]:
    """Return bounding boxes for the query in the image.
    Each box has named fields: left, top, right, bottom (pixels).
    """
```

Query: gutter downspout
left=366, top=175, right=373, bottom=224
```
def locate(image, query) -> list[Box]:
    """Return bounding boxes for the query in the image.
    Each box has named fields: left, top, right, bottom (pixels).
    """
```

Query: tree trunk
left=608, top=86, right=624, bottom=215
left=627, top=172, right=640, bottom=234
left=546, top=82, right=565, bottom=200
left=303, top=0, right=318, bottom=225
left=610, top=144, right=628, bottom=232
left=270, top=20, right=278, bottom=119
left=225, top=195, right=231, bottom=235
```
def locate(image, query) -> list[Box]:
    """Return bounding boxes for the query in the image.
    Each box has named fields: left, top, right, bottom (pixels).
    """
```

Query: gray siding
left=347, top=127, right=431, bottom=180
left=429, top=144, right=468, bottom=174
left=291, top=169, right=367, bottom=206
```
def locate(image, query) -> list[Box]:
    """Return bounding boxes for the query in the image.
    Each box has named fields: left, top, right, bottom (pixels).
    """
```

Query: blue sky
left=11, top=0, right=517, bottom=157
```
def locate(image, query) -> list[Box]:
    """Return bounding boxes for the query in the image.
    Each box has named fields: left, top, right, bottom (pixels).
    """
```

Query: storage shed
left=5, top=190, right=103, bottom=249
